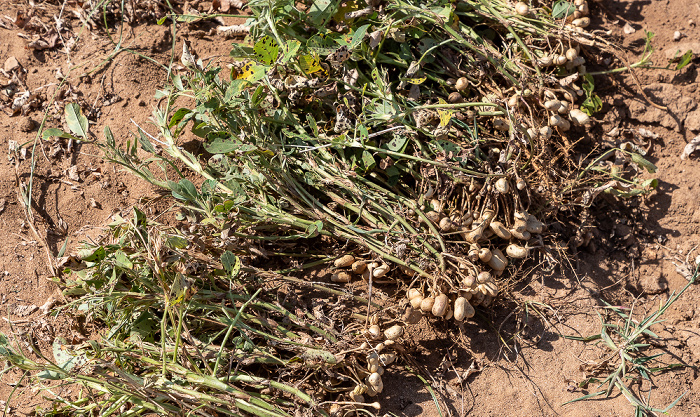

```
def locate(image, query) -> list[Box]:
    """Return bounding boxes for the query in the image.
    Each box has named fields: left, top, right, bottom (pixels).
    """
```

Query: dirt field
left=1, top=0, right=699, bottom=416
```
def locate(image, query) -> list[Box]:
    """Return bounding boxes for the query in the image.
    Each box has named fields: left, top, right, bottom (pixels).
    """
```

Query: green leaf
left=552, top=0, right=576, bottom=19
left=307, top=114, right=318, bottom=137
left=39, top=337, right=89, bottom=380
left=204, top=138, right=257, bottom=154
left=169, top=108, right=193, bottom=128
left=156, top=16, right=167, bottom=25
left=221, top=251, right=241, bottom=278
left=64, top=103, right=89, bottom=139
left=306, top=220, right=324, bottom=238
left=281, top=40, right=301, bottom=64
left=630, top=152, right=657, bottom=173
left=166, top=235, right=189, bottom=249
left=42, top=128, right=78, bottom=141
left=137, top=129, right=156, bottom=153
left=169, top=179, right=200, bottom=202
left=78, top=246, right=106, bottom=262
left=385, top=134, right=408, bottom=152
left=675, top=50, right=693, bottom=70
left=113, top=250, right=134, bottom=269
left=351, top=24, right=370, bottom=49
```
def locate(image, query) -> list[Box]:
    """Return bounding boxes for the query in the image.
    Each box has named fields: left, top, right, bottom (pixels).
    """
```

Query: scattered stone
left=3, top=56, right=20, bottom=72
left=623, top=23, right=636, bottom=34
left=679, top=329, right=700, bottom=357
left=67, top=165, right=80, bottom=181
left=681, top=134, right=700, bottom=160
left=673, top=31, right=682, bottom=41
left=639, top=272, right=668, bottom=295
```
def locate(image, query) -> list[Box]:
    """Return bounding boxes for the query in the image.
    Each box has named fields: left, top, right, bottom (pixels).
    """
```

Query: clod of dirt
left=629, top=83, right=700, bottom=131
left=18, top=117, right=35, bottom=132
left=681, top=134, right=700, bottom=160
left=639, top=272, right=668, bottom=295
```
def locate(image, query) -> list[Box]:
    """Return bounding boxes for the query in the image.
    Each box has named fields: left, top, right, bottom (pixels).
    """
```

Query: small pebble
left=673, top=31, right=682, bottom=41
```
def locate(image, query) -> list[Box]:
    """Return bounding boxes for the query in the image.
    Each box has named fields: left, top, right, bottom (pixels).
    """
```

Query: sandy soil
left=0, top=0, right=698, bottom=416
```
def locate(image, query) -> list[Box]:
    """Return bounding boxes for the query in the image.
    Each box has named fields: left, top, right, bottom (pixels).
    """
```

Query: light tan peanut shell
left=455, top=77, right=468, bottom=91
left=432, top=294, right=448, bottom=317
left=453, top=296, right=472, bottom=321
left=487, top=248, right=508, bottom=271
left=334, top=254, right=355, bottom=268
left=384, top=325, right=404, bottom=341
left=506, top=244, right=529, bottom=259
left=410, top=295, right=424, bottom=309
left=373, top=264, right=390, bottom=278
left=477, top=271, right=492, bottom=284
left=463, top=273, right=476, bottom=288
left=361, top=268, right=371, bottom=281
left=407, top=288, right=421, bottom=300
left=331, top=272, right=352, bottom=283
left=352, top=260, right=367, bottom=274
left=439, top=216, right=455, bottom=232
left=368, top=324, right=381, bottom=340
left=367, top=372, right=383, bottom=393
left=379, top=353, right=396, bottom=366
left=489, top=221, right=512, bottom=239
left=511, top=228, right=531, bottom=241
left=478, top=247, right=492, bottom=262
left=420, top=297, right=435, bottom=313
left=495, top=177, right=509, bottom=193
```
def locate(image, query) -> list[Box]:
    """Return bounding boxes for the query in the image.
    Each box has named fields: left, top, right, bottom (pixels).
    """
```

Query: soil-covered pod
left=373, top=264, right=390, bottom=278
left=352, top=260, right=367, bottom=274
left=461, top=212, right=474, bottom=228
left=481, top=281, right=499, bottom=297
left=471, top=290, right=485, bottom=306
left=432, top=294, right=449, bottom=317
left=331, top=272, right=352, bottom=283
left=455, top=77, right=468, bottom=91
left=526, top=215, right=544, bottom=234
left=453, top=297, right=472, bottom=321
left=439, top=216, right=455, bottom=232
left=425, top=211, right=442, bottom=224
left=511, top=228, right=532, bottom=241
left=477, top=271, right=492, bottom=284
left=361, top=268, right=371, bottom=282
left=478, top=247, right=493, bottom=263
left=384, top=325, right=404, bottom=341
left=468, top=244, right=480, bottom=262
left=544, top=100, right=562, bottom=112
left=572, top=17, right=590, bottom=27
left=349, top=390, right=364, bottom=404
left=487, top=248, right=508, bottom=271
left=506, top=244, right=529, bottom=259
left=367, top=354, right=380, bottom=373
left=495, top=177, right=509, bottom=194
left=493, top=118, right=510, bottom=131
left=578, top=2, right=589, bottom=15
left=448, top=92, right=464, bottom=104
left=368, top=324, right=382, bottom=340
left=379, top=352, right=396, bottom=366
left=526, top=128, right=537, bottom=140
left=403, top=306, right=423, bottom=324
left=481, top=294, right=494, bottom=307
left=366, top=373, right=383, bottom=395
left=516, top=178, right=527, bottom=190
left=489, top=221, right=512, bottom=240
left=376, top=366, right=385, bottom=376
left=334, top=254, right=355, bottom=268
left=537, top=55, right=553, bottom=67
left=554, top=55, right=568, bottom=66
left=420, top=297, right=435, bottom=313
left=463, top=273, right=476, bottom=288
left=569, top=108, right=591, bottom=126
left=540, top=126, right=553, bottom=140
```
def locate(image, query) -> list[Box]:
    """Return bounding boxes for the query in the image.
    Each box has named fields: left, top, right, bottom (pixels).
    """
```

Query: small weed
left=563, top=267, right=698, bottom=416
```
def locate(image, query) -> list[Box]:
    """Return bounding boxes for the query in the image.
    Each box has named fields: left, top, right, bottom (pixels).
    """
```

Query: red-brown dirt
left=1, top=0, right=698, bottom=416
